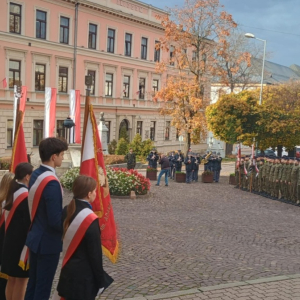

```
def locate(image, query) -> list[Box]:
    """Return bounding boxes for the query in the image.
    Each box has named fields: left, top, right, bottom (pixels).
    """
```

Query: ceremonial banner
left=12, top=86, right=27, bottom=140
left=10, top=113, right=28, bottom=173
left=80, top=104, right=118, bottom=263
left=44, top=87, right=57, bottom=138
left=69, top=89, right=81, bottom=144
left=2, top=78, right=7, bottom=88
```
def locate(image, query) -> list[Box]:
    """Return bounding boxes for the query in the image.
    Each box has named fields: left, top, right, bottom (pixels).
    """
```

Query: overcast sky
left=143, top=0, right=300, bottom=67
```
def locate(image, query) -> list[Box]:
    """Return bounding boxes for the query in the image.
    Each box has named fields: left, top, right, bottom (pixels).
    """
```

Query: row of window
left=9, top=3, right=161, bottom=62
left=8, top=60, right=160, bottom=98
left=6, top=120, right=174, bottom=148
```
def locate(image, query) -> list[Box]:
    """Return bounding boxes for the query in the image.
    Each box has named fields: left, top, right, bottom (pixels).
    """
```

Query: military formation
left=235, top=155, right=300, bottom=204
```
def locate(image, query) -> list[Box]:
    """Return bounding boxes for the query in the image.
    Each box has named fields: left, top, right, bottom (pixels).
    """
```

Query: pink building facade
left=0, top=0, right=204, bottom=160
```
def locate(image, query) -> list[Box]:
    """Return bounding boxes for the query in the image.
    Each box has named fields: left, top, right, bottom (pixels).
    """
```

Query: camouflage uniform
left=273, top=160, right=280, bottom=198
left=290, top=161, right=299, bottom=202
left=286, top=161, right=293, bottom=201
left=258, top=160, right=264, bottom=193
left=269, top=160, right=276, bottom=197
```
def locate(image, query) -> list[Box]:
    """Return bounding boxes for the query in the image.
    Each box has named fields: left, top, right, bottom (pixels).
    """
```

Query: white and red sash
left=52, top=208, right=98, bottom=300
left=19, top=171, right=61, bottom=270
left=5, top=187, right=28, bottom=232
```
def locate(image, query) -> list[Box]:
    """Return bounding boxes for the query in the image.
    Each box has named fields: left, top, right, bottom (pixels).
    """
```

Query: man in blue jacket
left=25, top=137, right=68, bottom=300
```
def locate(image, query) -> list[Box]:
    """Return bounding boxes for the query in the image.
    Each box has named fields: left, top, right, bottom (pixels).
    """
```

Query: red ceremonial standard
left=80, top=104, right=119, bottom=263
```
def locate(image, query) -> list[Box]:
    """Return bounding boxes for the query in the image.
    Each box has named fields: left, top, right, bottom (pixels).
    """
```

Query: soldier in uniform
left=146, top=148, right=159, bottom=169
left=258, top=157, right=264, bottom=194
left=174, top=150, right=184, bottom=172
left=286, top=158, right=293, bottom=202
left=269, top=157, right=276, bottom=198
left=239, top=157, right=245, bottom=189
left=125, top=148, right=136, bottom=170
left=280, top=158, right=288, bottom=200
left=243, top=156, right=250, bottom=190
left=273, top=157, right=281, bottom=199
left=290, top=158, right=299, bottom=203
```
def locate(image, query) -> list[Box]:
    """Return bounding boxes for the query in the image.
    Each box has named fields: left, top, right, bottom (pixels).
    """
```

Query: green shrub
left=60, top=167, right=80, bottom=190
left=108, top=139, right=117, bottom=154
left=115, top=138, right=129, bottom=155
left=140, top=139, right=154, bottom=157
left=119, top=126, right=129, bottom=142
left=129, top=133, right=142, bottom=155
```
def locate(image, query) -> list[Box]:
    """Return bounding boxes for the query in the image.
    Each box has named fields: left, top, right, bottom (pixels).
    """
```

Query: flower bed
left=107, top=168, right=150, bottom=196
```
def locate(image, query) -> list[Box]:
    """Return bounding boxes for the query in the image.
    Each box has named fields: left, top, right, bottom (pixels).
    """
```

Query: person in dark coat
left=168, top=152, right=176, bottom=179
left=0, top=172, right=14, bottom=300
left=213, top=153, right=222, bottom=183
left=125, top=148, right=136, bottom=170
left=25, top=138, right=68, bottom=300
left=155, top=154, right=170, bottom=186
left=174, top=150, right=184, bottom=172
left=184, top=153, right=195, bottom=183
left=146, top=149, right=159, bottom=169
left=192, top=153, right=201, bottom=182
left=2, top=163, right=33, bottom=300
left=56, top=175, right=113, bottom=300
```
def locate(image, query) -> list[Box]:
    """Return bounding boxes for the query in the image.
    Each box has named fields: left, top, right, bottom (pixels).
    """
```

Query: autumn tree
left=206, top=81, right=300, bottom=154
left=212, top=29, right=262, bottom=93
left=206, top=90, right=260, bottom=146
left=155, top=0, right=237, bottom=153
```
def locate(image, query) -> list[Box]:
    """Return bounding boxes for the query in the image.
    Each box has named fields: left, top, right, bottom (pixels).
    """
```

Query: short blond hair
left=0, top=172, right=14, bottom=207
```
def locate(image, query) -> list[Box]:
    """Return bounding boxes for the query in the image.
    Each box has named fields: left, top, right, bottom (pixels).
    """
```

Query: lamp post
left=245, top=33, right=267, bottom=105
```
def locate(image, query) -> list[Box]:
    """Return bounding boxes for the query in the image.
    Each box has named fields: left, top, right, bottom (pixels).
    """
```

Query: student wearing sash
left=55, top=175, right=113, bottom=300
left=2, top=163, right=33, bottom=300
left=24, top=137, right=68, bottom=300
left=0, top=172, right=14, bottom=300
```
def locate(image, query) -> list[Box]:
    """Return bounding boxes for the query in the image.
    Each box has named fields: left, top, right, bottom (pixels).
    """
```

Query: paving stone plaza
left=53, top=163, right=300, bottom=299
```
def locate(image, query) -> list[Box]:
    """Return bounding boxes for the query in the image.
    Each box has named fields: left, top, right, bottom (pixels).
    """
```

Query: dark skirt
left=1, top=200, right=30, bottom=278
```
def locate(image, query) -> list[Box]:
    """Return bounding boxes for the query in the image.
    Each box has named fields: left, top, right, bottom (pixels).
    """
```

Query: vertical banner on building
left=44, top=87, right=57, bottom=138
left=13, top=86, right=27, bottom=141
left=69, top=89, right=81, bottom=144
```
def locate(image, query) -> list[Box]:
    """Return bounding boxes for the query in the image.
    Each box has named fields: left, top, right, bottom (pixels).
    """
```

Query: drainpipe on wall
left=73, top=1, right=79, bottom=89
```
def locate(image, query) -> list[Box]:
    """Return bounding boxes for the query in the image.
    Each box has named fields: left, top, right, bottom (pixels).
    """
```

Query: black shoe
left=165, top=184, right=168, bottom=186
left=155, top=184, right=159, bottom=186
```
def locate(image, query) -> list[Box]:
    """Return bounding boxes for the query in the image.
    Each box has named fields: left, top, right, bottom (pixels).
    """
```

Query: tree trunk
left=225, top=143, right=233, bottom=156
left=184, top=132, right=191, bottom=156
left=277, top=145, right=283, bottom=157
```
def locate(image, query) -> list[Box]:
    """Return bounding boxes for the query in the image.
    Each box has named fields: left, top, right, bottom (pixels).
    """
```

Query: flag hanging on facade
left=44, top=87, right=57, bottom=138
left=80, top=104, right=119, bottom=263
left=69, top=89, right=81, bottom=144
left=2, top=78, right=7, bottom=88
left=10, top=111, right=28, bottom=173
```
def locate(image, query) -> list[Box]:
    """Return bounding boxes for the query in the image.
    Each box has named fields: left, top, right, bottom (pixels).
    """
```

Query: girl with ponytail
left=0, top=172, right=14, bottom=300
left=55, top=175, right=113, bottom=300
left=2, top=163, right=33, bottom=300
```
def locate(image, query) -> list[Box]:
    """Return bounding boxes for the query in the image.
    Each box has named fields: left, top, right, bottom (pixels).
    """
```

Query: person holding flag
left=24, top=137, right=68, bottom=300
left=53, top=175, right=113, bottom=300
left=2, top=163, right=33, bottom=300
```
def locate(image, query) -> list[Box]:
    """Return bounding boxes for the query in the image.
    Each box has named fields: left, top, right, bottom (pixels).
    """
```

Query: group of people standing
left=235, top=155, right=300, bottom=204
left=147, top=148, right=202, bottom=185
left=0, top=137, right=112, bottom=300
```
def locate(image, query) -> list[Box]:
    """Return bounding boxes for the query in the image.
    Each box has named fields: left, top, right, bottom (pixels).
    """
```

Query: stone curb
left=122, top=274, right=300, bottom=300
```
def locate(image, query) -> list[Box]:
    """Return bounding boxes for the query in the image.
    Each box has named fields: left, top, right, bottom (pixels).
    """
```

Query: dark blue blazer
left=25, top=165, right=63, bottom=255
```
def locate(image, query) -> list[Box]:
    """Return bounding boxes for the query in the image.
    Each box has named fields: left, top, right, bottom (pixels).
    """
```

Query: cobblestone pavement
left=52, top=163, right=300, bottom=299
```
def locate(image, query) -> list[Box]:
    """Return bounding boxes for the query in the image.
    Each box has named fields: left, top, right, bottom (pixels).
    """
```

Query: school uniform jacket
left=57, top=199, right=113, bottom=300
left=25, top=165, right=63, bottom=254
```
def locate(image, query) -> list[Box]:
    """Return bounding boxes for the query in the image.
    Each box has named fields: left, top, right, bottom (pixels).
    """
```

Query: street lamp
left=245, top=33, right=267, bottom=105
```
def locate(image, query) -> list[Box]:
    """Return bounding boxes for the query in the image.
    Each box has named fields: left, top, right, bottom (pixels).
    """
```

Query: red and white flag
left=244, top=160, right=248, bottom=176
left=2, top=78, right=7, bottom=88
left=251, top=143, right=255, bottom=159
left=44, top=87, right=57, bottom=138
left=236, top=143, right=241, bottom=168
left=13, top=86, right=27, bottom=140
left=69, top=89, right=81, bottom=144
left=80, top=104, right=119, bottom=263
left=10, top=114, right=28, bottom=173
